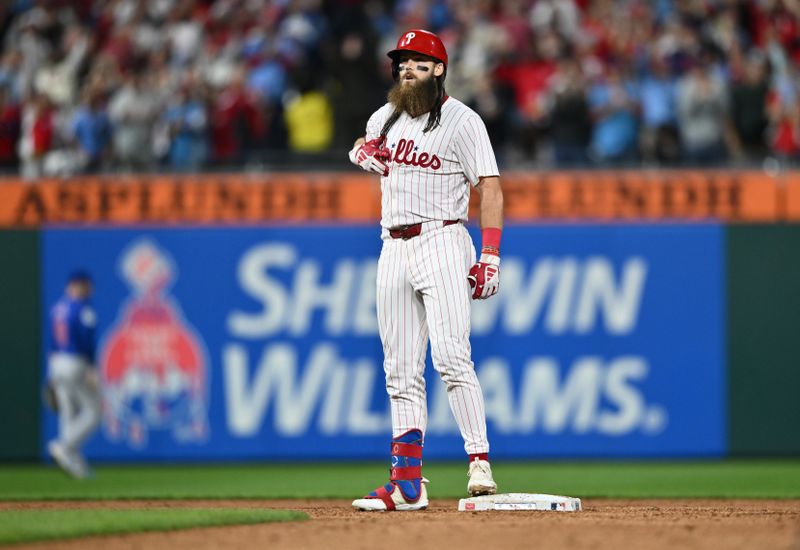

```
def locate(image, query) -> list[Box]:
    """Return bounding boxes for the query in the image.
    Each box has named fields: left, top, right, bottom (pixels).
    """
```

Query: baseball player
left=46, top=270, right=101, bottom=479
left=349, top=29, right=504, bottom=511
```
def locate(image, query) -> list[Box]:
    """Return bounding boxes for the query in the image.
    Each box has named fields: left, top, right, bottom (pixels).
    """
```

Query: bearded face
left=387, top=56, right=443, bottom=118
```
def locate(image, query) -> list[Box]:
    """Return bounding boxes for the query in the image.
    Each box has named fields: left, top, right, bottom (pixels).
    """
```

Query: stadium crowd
left=0, top=0, right=798, bottom=177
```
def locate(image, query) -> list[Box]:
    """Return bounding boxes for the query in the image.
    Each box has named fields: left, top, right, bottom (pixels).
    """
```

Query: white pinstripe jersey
left=365, top=97, right=499, bottom=229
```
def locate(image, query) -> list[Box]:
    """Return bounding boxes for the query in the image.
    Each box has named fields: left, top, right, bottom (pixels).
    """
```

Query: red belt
left=389, top=220, right=459, bottom=240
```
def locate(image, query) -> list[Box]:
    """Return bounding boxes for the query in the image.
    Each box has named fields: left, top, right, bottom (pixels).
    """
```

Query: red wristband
left=481, top=227, right=502, bottom=254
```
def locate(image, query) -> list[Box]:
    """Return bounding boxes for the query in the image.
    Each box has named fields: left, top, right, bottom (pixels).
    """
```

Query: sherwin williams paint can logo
left=100, top=238, right=209, bottom=449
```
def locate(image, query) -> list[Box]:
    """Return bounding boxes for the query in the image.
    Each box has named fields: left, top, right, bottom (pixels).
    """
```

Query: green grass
left=0, top=460, right=799, bottom=500
left=0, top=508, right=307, bottom=545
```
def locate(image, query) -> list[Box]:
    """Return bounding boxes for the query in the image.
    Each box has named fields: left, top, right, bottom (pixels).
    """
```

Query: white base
left=458, top=493, right=582, bottom=512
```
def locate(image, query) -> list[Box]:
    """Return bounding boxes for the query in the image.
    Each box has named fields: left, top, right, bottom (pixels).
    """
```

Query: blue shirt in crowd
left=247, top=60, right=287, bottom=104
left=72, top=107, right=112, bottom=161
left=163, top=101, right=208, bottom=170
left=589, top=80, right=640, bottom=160
left=640, top=76, right=677, bottom=128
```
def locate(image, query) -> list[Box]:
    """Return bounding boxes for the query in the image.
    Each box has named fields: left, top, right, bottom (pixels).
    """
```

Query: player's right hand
left=349, top=136, right=391, bottom=176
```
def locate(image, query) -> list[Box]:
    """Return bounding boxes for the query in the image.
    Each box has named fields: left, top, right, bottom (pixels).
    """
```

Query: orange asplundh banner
left=0, top=170, right=798, bottom=226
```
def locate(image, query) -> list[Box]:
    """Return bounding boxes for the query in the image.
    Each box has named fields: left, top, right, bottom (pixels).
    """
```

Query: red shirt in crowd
left=210, top=87, right=265, bottom=162
left=0, top=103, right=20, bottom=162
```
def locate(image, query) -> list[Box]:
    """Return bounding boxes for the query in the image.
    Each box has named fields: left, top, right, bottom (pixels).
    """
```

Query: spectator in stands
left=0, top=51, right=25, bottom=102
left=71, top=86, right=113, bottom=174
left=108, top=69, right=160, bottom=171
left=445, top=1, right=504, bottom=107
left=0, top=84, right=20, bottom=171
left=767, top=66, right=800, bottom=162
left=247, top=44, right=288, bottom=106
left=198, top=34, right=238, bottom=92
left=731, top=52, right=771, bottom=161
left=543, top=56, right=592, bottom=167
left=33, top=25, right=89, bottom=109
left=147, top=49, right=181, bottom=112
left=166, top=2, right=204, bottom=68
left=494, top=27, right=560, bottom=161
left=12, top=13, right=50, bottom=100
left=18, top=93, right=54, bottom=179
left=124, top=0, right=166, bottom=58
left=209, top=66, right=265, bottom=165
left=676, top=57, right=741, bottom=166
left=284, top=69, right=332, bottom=153
left=588, top=63, right=640, bottom=165
left=639, top=55, right=681, bottom=166
left=161, top=84, right=208, bottom=171
left=755, top=0, right=800, bottom=66
left=100, top=21, right=136, bottom=72
left=530, top=0, right=581, bottom=42
left=494, top=0, right=533, bottom=57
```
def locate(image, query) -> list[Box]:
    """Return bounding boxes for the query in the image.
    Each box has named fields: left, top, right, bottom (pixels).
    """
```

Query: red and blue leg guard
left=366, top=429, right=423, bottom=511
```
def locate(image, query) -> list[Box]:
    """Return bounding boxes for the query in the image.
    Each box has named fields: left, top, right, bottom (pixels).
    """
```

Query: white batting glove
left=349, top=136, right=390, bottom=176
left=468, top=252, right=500, bottom=300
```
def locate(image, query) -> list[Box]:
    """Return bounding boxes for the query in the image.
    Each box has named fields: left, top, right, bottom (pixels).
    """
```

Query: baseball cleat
left=71, top=453, right=93, bottom=479
left=352, top=478, right=429, bottom=511
left=353, top=429, right=428, bottom=511
left=467, top=458, right=497, bottom=496
left=47, top=441, right=88, bottom=480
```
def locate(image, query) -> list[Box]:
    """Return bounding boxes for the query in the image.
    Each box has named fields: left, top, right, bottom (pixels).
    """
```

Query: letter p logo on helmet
left=388, top=29, right=448, bottom=68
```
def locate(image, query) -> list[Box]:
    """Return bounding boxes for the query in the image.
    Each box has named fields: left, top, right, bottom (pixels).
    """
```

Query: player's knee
left=433, top=362, right=477, bottom=389
left=430, top=346, right=471, bottom=375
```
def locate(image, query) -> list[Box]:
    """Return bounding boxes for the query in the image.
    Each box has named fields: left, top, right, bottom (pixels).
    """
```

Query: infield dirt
left=3, top=499, right=799, bottom=549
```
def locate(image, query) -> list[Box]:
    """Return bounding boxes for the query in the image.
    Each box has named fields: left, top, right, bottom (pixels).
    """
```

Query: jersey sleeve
left=452, top=112, right=500, bottom=187
left=365, top=107, right=386, bottom=141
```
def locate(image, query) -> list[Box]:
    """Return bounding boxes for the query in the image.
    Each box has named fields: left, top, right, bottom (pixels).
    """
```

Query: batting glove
left=468, top=251, right=500, bottom=300
left=349, top=136, right=391, bottom=176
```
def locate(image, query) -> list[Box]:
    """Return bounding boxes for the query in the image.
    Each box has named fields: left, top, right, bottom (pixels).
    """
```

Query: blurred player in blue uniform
left=47, top=270, right=100, bottom=479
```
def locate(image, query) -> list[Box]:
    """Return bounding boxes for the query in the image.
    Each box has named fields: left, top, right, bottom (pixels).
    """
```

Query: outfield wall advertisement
left=41, top=225, right=725, bottom=460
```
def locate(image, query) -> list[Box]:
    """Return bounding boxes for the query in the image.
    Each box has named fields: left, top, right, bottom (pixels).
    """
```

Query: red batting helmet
left=387, top=29, right=448, bottom=67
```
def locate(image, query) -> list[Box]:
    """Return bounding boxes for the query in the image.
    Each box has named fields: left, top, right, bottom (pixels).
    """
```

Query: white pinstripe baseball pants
left=376, top=222, right=489, bottom=454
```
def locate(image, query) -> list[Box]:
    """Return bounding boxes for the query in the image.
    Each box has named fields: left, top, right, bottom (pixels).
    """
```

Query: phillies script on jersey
left=392, top=139, right=442, bottom=170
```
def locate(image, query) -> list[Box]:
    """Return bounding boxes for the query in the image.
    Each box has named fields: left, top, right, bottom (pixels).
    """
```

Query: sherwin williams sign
left=41, top=224, right=725, bottom=460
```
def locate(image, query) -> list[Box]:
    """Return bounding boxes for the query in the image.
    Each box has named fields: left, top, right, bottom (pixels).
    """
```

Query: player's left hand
left=468, top=252, right=500, bottom=300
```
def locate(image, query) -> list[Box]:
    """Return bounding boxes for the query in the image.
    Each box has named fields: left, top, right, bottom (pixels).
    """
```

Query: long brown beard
left=387, top=76, right=439, bottom=118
